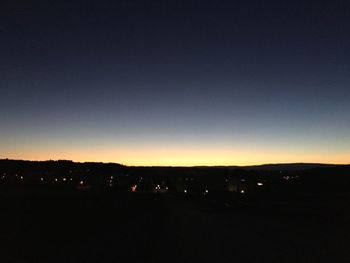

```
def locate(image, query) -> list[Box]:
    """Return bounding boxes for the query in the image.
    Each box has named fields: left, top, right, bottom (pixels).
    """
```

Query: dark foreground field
left=1, top=191, right=350, bottom=263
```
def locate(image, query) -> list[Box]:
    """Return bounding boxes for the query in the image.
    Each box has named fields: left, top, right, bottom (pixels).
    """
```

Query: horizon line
left=1, top=158, right=349, bottom=168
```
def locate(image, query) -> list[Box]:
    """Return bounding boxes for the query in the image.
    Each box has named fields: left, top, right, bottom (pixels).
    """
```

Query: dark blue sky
left=1, top=0, right=350, bottom=165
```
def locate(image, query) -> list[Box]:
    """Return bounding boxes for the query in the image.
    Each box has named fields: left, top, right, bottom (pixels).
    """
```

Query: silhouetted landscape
left=2, top=0, right=350, bottom=262
left=1, top=159, right=350, bottom=262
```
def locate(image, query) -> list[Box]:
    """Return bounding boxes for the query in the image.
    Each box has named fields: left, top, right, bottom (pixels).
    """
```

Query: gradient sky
left=1, top=0, right=350, bottom=165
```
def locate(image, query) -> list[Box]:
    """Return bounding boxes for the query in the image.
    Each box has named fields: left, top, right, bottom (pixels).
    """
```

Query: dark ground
left=1, top=191, right=350, bottom=263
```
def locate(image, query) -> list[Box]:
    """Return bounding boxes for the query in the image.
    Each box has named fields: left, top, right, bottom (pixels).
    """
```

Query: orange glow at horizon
left=2, top=145, right=349, bottom=166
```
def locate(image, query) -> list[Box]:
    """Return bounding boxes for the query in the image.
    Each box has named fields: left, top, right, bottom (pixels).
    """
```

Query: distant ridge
left=0, top=159, right=347, bottom=171
left=239, top=163, right=342, bottom=171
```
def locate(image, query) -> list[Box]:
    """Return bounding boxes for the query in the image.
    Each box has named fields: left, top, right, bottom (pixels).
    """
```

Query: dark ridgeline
left=1, top=159, right=350, bottom=262
left=1, top=159, right=349, bottom=195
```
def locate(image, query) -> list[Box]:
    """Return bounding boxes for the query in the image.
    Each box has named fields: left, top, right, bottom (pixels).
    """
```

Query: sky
left=1, top=0, right=350, bottom=166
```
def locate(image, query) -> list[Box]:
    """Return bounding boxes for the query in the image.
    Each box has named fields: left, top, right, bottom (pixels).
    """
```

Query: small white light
left=240, top=190, right=245, bottom=194
left=205, top=189, right=208, bottom=193
left=257, top=182, right=263, bottom=186
left=40, top=177, right=44, bottom=181
left=184, top=189, right=187, bottom=193
left=63, top=178, right=66, bottom=181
